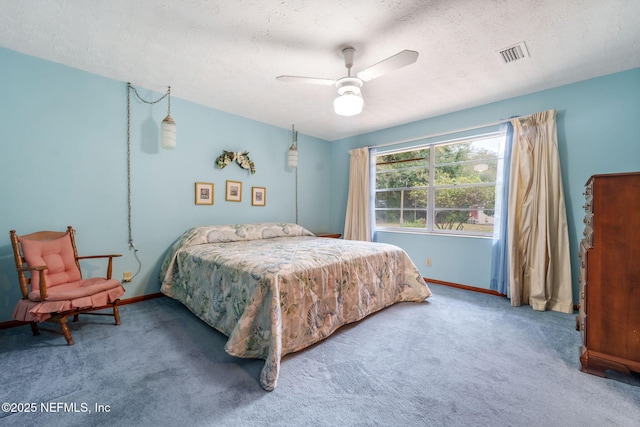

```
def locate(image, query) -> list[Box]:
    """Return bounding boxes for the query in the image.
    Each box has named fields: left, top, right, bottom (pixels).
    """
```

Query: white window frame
left=373, top=132, right=502, bottom=237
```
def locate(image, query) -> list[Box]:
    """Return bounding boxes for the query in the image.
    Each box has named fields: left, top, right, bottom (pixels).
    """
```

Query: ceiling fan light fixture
left=334, top=92, right=364, bottom=116
left=335, top=77, right=362, bottom=94
left=334, top=77, right=364, bottom=116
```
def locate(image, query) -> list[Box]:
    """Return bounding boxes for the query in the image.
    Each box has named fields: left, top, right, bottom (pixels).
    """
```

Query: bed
left=160, top=223, right=432, bottom=390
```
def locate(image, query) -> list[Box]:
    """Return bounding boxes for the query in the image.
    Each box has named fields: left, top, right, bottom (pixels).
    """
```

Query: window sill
left=375, top=228, right=492, bottom=239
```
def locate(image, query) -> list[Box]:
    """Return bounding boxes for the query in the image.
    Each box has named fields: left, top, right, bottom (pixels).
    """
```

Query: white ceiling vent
left=497, top=42, right=529, bottom=64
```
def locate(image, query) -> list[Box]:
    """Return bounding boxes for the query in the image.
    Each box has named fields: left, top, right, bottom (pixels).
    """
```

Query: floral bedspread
left=160, top=223, right=432, bottom=391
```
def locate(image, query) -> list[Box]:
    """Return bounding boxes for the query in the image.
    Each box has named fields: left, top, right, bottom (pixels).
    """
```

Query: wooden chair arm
left=17, top=265, right=49, bottom=300
left=17, top=265, right=48, bottom=273
left=37, top=269, right=48, bottom=300
left=76, top=254, right=123, bottom=260
left=76, top=254, right=122, bottom=280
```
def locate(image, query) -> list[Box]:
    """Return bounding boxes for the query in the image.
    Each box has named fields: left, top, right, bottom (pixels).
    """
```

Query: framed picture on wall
left=195, top=182, right=214, bottom=205
left=252, top=187, right=266, bottom=206
left=225, top=180, right=242, bottom=202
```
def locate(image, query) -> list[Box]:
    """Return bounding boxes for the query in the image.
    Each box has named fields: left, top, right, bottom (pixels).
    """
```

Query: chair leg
left=73, top=314, right=79, bottom=322
left=113, top=300, right=121, bottom=326
left=29, top=322, right=40, bottom=336
left=59, top=317, right=75, bottom=346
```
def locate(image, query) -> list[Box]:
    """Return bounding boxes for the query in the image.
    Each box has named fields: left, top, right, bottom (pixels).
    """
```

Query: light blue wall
left=2, top=45, right=639, bottom=323
left=330, top=67, right=640, bottom=301
left=0, top=48, right=332, bottom=322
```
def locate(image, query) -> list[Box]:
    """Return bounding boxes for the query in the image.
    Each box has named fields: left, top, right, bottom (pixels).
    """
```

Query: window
left=374, top=133, right=503, bottom=236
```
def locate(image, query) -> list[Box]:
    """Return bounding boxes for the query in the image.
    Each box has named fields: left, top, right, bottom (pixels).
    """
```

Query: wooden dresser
left=578, top=172, right=640, bottom=377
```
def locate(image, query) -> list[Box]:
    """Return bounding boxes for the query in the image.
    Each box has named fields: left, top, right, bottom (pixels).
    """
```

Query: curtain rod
left=369, top=114, right=532, bottom=149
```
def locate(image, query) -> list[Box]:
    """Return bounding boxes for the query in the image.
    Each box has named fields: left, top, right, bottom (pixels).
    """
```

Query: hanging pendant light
left=287, top=124, right=298, bottom=168
left=160, top=86, right=176, bottom=149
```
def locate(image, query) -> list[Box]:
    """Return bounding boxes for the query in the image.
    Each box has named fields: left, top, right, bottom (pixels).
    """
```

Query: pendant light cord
left=129, top=84, right=170, bottom=105
left=290, top=125, right=299, bottom=224
left=125, top=83, right=173, bottom=281
left=126, top=83, right=143, bottom=279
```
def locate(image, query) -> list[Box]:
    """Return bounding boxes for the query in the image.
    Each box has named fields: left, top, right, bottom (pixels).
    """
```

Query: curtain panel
left=490, top=123, right=514, bottom=296
left=507, top=110, right=573, bottom=313
left=343, top=147, right=372, bottom=241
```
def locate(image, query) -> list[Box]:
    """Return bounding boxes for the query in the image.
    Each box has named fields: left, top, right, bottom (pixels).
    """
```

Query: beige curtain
left=343, top=147, right=371, bottom=241
left=507, top=110, right=573, bottom=313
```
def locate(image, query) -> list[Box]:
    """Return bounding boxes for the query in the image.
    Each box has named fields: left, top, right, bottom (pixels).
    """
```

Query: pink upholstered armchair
left=10, top=226, right=125, bottom=345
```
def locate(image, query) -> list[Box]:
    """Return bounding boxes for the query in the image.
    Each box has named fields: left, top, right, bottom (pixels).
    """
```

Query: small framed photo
left=195, top=182, right=214, bottom=205
left=252, top=187, right=266, bottom=206
left=225, top=180, right=242, bottom=202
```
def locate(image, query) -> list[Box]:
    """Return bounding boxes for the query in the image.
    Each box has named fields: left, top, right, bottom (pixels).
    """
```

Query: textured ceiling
left=1, top=0, right=639, bottom=141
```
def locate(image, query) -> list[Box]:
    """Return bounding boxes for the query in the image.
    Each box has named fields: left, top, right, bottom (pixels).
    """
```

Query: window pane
left=375, top=209, right=427, bottom=228
left=376, top=190, right=401, bottom=208
left=435, top=159, right=498, bottom=185
left=377, top=169, right=429, bottom=188
left=434, top=136, right=500, bottom=186
left=376, top=189, right=428, bottom=228
left=434, top=137, right=500, bottom=164
left=404, top=189, right=428, bottom=208
left=434, top=142, right=471, bottom=165
left=376, top=149, right=430, bottom=189
left=434, top=209, right=495, bottom=233
left=435, top=186, right=495, bottom=210
left=434, top=210, right=471, bottom=231
left=400, top=210, right=427, bottom=228
left=376, top=210, right=401, bottom=227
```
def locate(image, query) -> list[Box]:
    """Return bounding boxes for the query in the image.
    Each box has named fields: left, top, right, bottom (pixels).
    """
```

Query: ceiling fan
left=277, top=47, right=419, bottom=116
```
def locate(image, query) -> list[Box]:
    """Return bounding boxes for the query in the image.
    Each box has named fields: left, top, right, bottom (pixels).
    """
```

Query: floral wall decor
left=216, top=150, right=256, bottom=174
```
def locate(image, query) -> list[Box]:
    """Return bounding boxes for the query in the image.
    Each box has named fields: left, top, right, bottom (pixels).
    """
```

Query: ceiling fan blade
left=356, top=50, right=419, bottom=82
left=276, top=75, right=336, bottom=86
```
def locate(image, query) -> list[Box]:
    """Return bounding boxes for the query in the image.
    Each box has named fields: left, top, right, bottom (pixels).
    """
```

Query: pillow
left=205, top=222, right=313, bottom=243
left=20, top=232, right=81, bottom=289
left=175, top=222, right=314, bottom=247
